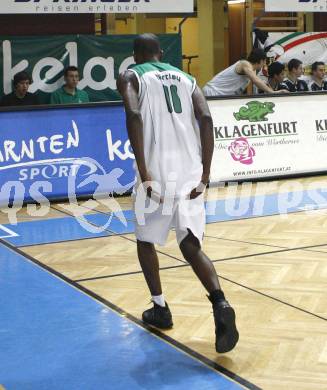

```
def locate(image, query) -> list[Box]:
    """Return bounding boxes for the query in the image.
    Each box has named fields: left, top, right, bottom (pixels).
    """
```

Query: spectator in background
left=50, top=66, right=89, bottom=105
left=258, top=62, right=285, bottom=94
left=280, top=59, right=308, bottom=92
left=203, top=49, right=285, bottom=96
left=309, top=62, right=327, bottom=91
left=0, top=71, right=39, bottom=106
left=267, top=62, right=285, bottom=91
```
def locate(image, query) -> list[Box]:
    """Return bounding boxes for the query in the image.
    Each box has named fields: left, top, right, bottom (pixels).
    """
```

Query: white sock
left=152, top=294, right=166, bottom=307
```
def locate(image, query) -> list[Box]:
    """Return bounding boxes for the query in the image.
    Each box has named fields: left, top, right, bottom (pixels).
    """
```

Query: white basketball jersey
left=129, top=62, right=202, bottom=197
left=203, top=61, right=250, bottom=96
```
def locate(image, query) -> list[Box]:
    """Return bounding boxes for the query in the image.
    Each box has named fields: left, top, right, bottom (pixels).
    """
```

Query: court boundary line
left=204, top=235, right=327, bottom=255
left=0, top=238, right=260, bottom=390
left=18, top=234, right=113, bottom=248
left=74, top=240, right=327, bottom=281
left=205, top=235, right=285, bottom=249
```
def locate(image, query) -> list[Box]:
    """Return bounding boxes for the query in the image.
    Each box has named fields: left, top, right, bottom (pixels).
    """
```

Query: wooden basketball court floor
left=1, top=176, right=327, bottom=390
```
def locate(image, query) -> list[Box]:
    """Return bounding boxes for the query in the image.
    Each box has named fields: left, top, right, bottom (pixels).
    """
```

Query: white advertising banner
left=0, top=0, right=193, bottom=14
left=209, top=94, right=327, bottom=182
left=265, top=0, right=327, bottom=12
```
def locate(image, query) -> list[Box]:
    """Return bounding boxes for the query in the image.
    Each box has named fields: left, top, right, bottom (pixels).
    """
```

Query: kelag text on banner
left=0, top=34, right=181, bottom=103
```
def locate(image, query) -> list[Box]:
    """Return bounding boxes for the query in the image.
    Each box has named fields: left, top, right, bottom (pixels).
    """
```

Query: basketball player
left=117, top=34, right=239, bottom=353
left=203, top=48, right=286, bottom=96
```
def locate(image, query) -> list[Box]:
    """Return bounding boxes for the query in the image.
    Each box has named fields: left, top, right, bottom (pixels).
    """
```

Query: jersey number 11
left=163, top=85, right=182, bottom=114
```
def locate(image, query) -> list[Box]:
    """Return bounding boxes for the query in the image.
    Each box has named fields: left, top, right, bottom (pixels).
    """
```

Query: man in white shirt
left=203, top=49, right=285, bottom=96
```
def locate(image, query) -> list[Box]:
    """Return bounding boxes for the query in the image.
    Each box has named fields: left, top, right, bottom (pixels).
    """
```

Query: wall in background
left=0, top=14, right=95, bottom=35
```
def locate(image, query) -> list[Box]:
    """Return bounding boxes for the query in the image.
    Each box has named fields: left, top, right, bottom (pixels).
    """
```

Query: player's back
left=203, top=61, right=250, bottom=96
left=129, top=62, right=202, bottom=196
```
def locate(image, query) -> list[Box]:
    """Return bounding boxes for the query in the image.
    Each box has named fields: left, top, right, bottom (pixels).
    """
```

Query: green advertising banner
left=0, top=34, right=182, bottom=103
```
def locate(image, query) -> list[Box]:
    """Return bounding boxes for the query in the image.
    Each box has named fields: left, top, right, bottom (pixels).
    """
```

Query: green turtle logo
left=234, top=101, right=275, bottom=122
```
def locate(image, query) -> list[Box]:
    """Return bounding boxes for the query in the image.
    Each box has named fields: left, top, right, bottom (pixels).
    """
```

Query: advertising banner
left=209, top=94, right=327, bottom=183
left=2, top=93, right=327, bottom=205
left=253, top=31, right=327, bottom=69
left=265, top=0, right=327, bottom=12
left=0, top=104, right=135, bottom=206
left=0, top=0, right=194, bottom=14
left=0, top=34, right=182, bottom=103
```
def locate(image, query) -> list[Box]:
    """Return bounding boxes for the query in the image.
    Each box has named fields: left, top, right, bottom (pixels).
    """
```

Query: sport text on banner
left=0, top=0, right=194, bottom=14
left=0, top=104, right=135, bottom=206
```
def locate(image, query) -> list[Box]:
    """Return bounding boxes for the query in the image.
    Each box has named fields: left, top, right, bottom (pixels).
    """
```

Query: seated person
left=1, top=71, right=39, bottom=106
left=258, top=61, right=285, bottom=93
left=50, top=66, right=89, bottom=104
left=280, top=59, right=309, bottom=92
left=309, top=61, right=327, bottom=91
left=203, top=49, right=284, bottom=96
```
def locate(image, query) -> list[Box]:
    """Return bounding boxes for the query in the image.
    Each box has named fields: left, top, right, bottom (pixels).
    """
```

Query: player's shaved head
left=133, top=34, right=162, bottom=64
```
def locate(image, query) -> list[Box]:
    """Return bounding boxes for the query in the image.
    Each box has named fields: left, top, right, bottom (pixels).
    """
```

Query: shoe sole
left=142, top=314, right=173, bottom=330
left=215, top=306, right=239, bottom=353
left=142, top=320, right=173, bottom=330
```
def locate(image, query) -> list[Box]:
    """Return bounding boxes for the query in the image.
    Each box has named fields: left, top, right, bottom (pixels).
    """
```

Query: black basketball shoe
left=209, top=297, right=239, bottom=353
left=142, top=302, right=173, bottom=329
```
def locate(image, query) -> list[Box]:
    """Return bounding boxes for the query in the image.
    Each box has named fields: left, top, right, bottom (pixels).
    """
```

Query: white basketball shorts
left=133, top=193, right=205, bottom=246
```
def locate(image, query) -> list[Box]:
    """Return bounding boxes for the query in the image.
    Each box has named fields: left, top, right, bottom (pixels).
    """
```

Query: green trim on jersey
left=130, top=62, right=194, bottom=83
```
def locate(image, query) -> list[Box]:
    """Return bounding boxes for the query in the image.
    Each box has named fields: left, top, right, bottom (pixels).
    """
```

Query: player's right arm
left=117, top=70, right=149, bottom=183
left=241, top=61, right=288, bottom=94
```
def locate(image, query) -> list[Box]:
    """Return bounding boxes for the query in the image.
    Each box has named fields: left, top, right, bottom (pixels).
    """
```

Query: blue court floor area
left=0, top=244, right=243, bottom=390
left=1, top=186, right=326, bottom=389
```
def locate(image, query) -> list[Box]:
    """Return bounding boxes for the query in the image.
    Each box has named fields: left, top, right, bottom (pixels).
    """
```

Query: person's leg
left=179, top=231, right=221, bottom=294
left=137, top=239, right=173, bottom=329
left=179, top=230, right=239, bottom=353
left=137, top=240, right=162, bottom=296
left=133, top=183, right=175, bottom=328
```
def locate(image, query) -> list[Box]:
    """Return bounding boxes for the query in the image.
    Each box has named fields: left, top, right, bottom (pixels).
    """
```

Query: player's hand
left=141, top=173, right=163, bottom=204
left=140, top=172, right=153, bottom=197
left=189, top=181, right=207, bottom=200
left=274, top=89, right=289, bottom=94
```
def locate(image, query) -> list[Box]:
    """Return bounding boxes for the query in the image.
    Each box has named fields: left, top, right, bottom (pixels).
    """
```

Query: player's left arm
left=189, top=85, right=214, bottom=199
